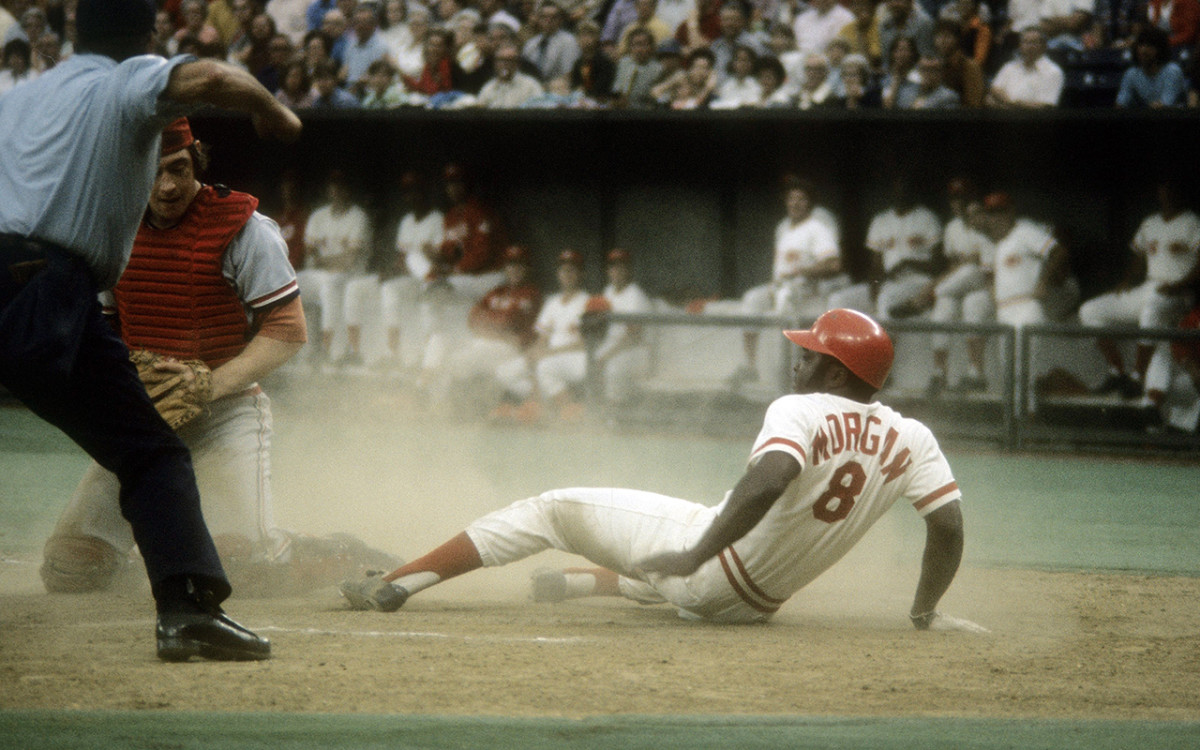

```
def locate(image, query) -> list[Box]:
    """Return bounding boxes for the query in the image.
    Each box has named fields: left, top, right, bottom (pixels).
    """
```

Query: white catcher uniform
left=465, top=392, right=961, bottom=622
left=1078, top=209, right=1200, bottom=335
left=52, top=213, right=299, bottom=564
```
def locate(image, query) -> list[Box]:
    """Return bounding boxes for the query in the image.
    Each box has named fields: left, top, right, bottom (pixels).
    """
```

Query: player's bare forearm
left=639, top=452, right=799, bottom=577
left=910, top=501, right=964, bottom=627
left=209, top=336, right=303, bottom=400
left=165, top=60, right=301, bottom=142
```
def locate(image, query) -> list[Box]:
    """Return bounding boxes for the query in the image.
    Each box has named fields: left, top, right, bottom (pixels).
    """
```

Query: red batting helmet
left=784, top=308, right=894, bottom=390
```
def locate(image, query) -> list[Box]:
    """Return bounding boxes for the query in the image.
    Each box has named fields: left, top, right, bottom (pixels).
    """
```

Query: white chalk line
left=256, top=625, right=590, bottom=645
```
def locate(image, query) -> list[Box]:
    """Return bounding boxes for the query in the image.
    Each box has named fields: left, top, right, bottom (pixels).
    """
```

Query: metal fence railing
left=596, top=311, right=1200, bottom=453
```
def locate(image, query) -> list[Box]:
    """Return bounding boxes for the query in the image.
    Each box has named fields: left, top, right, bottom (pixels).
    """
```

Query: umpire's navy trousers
left=0, top=235, right=230, bottom=605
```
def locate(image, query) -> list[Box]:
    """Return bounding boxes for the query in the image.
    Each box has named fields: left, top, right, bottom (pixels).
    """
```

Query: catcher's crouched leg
left=40, top=535, right=129, bottom=593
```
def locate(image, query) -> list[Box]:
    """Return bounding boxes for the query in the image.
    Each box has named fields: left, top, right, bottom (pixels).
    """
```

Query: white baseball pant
left=296, top=268, right=347, bottom=335
left=930, top=264, right=994, bottom=351
left=465, top=487, right=768, bottom=623
left=49, top=391, right=289, bottom=563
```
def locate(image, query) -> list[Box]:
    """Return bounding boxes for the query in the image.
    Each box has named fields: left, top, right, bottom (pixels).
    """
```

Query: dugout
left=194, top=107, right=1200, bottom=304
left=187, top=109, right=1200, bottom=451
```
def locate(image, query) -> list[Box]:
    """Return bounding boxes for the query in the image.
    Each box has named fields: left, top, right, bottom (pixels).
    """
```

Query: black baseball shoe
left=156, top=609, right=270, bottom=662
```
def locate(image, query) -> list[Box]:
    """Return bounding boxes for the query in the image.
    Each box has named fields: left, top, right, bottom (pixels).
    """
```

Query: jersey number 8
left=812, top=461, right=866, bottom=523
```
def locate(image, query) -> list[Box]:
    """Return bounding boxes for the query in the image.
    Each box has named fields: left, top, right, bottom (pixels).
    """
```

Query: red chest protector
left=115, top=186, right=258, bottom=368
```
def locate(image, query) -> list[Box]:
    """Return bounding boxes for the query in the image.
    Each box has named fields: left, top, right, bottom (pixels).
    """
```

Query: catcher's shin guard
left=40, top=534, right=127, bottom=593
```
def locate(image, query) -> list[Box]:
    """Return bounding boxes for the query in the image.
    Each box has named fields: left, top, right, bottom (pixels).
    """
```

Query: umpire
left=0, top=0, right=301, bottom=661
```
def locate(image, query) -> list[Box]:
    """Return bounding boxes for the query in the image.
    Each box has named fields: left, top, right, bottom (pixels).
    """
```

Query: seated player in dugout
left=340, top=309, right=984, bottom=632
left=40, top=119, right=400, bottom=598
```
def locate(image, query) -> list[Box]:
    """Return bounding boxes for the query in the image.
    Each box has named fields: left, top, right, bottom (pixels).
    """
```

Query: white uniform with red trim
left=1079, top=210, right=1200, bottom=334
left=992, top=218, right=1059, bottom=326
left=52, top=212, right=301, bottom=564
left=465, top=392, right=960, bottom=623
left=829, top=206, right=943, bottom=319
left=496, top=288, right=588, bottom=399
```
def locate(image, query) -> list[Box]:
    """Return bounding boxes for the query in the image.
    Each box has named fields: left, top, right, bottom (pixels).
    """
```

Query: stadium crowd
left=274, top=162, right=1200, bottom=432
left=3, top=0, right=1200, bottom=107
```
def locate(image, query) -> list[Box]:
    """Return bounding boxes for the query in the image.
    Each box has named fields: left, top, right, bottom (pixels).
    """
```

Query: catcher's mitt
left=128, top=349, right=212, bottom=430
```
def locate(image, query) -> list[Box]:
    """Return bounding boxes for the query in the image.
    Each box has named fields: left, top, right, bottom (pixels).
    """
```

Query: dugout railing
left=1015, top=323, right=1200, bottom=452
left=594, top=312, right=1200, bottom=453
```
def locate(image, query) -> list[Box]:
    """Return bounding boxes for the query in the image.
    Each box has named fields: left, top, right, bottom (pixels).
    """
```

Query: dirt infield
left=1, top=562, right=1197, bottom=719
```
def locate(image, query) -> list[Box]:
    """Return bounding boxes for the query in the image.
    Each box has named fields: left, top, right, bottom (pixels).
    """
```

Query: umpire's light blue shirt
left=0, top=52, right=195, bottom=289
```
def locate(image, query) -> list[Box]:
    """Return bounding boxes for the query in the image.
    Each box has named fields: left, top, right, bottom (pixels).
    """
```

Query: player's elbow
left=925, top=502, right=964, bottom=545
left=166, top=60, right=236, bottom=103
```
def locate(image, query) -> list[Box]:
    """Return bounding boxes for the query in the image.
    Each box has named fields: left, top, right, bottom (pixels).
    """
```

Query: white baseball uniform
left=1078, top=210, right=1200, bottom=335
left=496, top=288, right=589, bottom=399
left=296, top=202, right=370, bottom=337
left=931, top=216, right=997, bottom=350
left=353, top=208, right=445, bottom=367
left=992, top=218, right=1059, bottom=326
left=744, top=213, right=848, bottom=321
left=466, top=392, right=961, bottom=623
left=596, top=280, right=653, bottom=403
left=53, top=212, right=299, bottom=563
left=831, top=206, right=942, bottom=319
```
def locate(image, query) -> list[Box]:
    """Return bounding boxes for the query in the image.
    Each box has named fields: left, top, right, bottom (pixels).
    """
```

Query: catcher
left=40, top=118, right=397, bottom=596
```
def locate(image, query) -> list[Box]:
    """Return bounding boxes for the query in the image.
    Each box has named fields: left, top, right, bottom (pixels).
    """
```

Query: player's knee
left=39, top=535, right=126, bottom=593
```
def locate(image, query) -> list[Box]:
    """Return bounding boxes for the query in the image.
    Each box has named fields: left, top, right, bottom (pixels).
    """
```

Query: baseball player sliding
left=341, top=309, right=983, bottom=631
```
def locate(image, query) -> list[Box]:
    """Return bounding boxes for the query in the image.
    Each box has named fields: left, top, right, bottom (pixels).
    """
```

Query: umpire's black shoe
left=156, top=610, right=271, bottom=662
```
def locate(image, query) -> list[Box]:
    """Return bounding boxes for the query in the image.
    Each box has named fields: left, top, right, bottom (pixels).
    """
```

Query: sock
left=561, top=567, right=620, bottom=598
left=382, top=532, right=482, bottom=595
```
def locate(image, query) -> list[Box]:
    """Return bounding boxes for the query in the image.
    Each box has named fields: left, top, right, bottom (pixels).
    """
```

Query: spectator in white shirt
left=986, top=28, right=1064, bottom=108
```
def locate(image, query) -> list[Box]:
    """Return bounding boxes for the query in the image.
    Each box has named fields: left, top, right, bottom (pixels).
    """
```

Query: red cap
left=161, top=118, right=194, bottom=156
left=982, top=192, right=1012, bottom=211
left=503, top=245, right=528, bottom=263
left=784, top=308, right=894, bottom=390
left=606, top=248, right=631, bottom=265
left=557, top=249, right=582, bottom=266
left=585, top=295, right=613, bottom=313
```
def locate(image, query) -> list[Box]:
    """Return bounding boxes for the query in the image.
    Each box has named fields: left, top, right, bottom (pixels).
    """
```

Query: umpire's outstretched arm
left=164, top=59, right=302, bottom=143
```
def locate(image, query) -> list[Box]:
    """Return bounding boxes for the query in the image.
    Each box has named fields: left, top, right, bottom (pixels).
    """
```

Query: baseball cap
left=443, top=163, right=467, bottom=182
left=161, top=118, right=195, bottom=157
left=982, top=192, right=1012, bottom=211
left=503, top=245, right=529, bottom=264
left=606, top=248, right=631, bottom=265
left=557, top=249, right=582, bottom=266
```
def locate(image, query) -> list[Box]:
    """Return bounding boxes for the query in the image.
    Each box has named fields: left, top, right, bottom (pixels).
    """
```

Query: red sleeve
left=454, top=203, right=505, bottom=274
